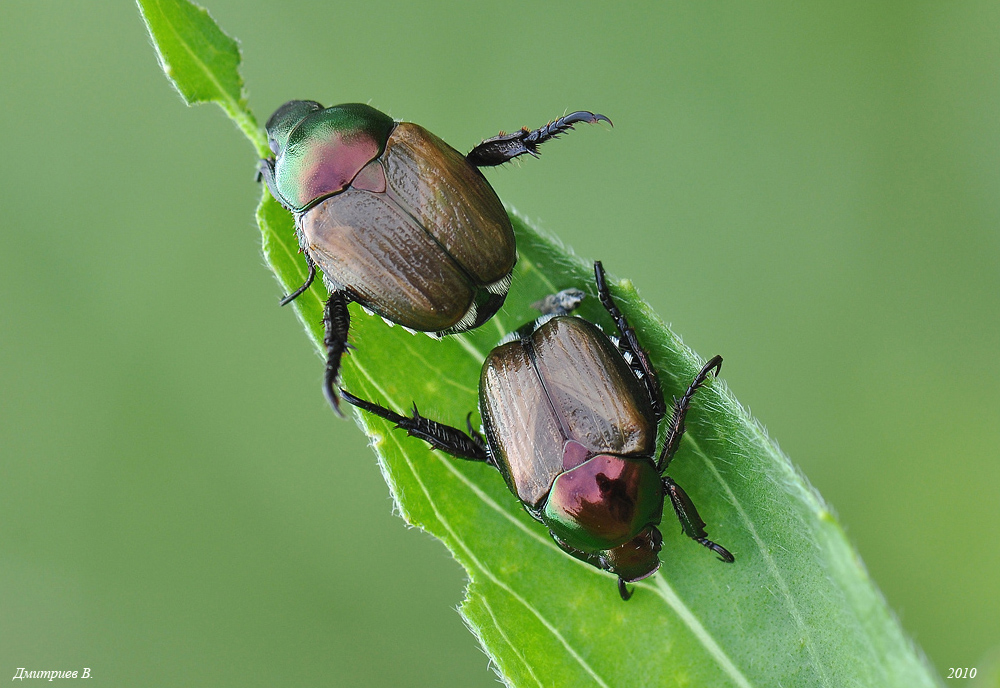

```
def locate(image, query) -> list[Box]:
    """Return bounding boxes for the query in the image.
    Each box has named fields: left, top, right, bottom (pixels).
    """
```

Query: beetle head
left=265, top=103, right=396, bottom=212
left=603, top=526, right=663, bottom=582
left=265, top=100, right=324, bottom=156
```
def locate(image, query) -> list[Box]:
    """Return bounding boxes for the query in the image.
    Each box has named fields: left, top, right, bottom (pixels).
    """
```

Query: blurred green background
left=2, top=1, right=997, bottom=685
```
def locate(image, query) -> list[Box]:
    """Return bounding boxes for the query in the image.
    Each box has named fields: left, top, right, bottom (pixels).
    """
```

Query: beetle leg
left=465, top=413, right=489, bottom=456
left=594, top=261, right=666, bottom=419
left=466, top=111, right=611, bottom=167
left=279, top=258, right=317, bottom=306
left=322, top=291, right=352, bottom=417
left=339, top=390, right=491, bottom=464
left=658, top=355, right=722, bottom=471
left=617, top=578, right=634, bottom=601
left=662, top=476, right=735, bottom=563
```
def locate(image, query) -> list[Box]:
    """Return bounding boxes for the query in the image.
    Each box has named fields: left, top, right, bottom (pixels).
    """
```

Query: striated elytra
left=257, top=101, right=610, bottom=414
left=341, top=262, right=734, bottom=600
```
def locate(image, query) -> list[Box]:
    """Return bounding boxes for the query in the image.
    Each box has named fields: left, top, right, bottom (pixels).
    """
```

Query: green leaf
left=142, top=2, right=944, bottom=686
left=137, top=0, right=268, bottom=157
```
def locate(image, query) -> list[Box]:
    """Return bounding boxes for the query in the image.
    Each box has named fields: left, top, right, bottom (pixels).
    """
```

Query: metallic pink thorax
left=297, top=134, right=381, bottom=205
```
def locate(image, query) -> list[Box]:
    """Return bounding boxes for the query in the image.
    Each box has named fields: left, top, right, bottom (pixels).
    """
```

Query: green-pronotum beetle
left=257, top=101, right=609, bottom=414
left=342, top=262, right=734, bottom=600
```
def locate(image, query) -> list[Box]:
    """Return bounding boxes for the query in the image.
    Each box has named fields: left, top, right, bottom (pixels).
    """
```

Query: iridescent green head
left=264, top=101, right=396, bottom=212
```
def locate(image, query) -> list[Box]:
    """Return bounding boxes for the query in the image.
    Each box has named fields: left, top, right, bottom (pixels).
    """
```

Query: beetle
left=257, top=101, right=609, bottom=415
left=340, top=262, right=734, bottom=600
